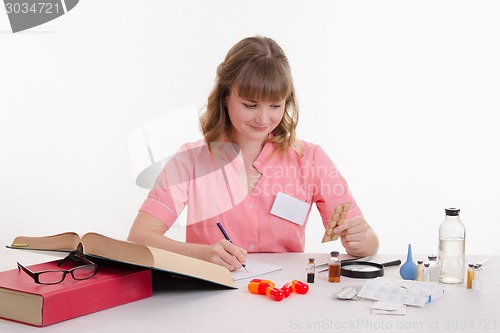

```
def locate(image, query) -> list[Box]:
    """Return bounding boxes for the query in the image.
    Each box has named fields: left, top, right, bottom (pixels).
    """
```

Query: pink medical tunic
left=139, top=139, right=363, bottom=253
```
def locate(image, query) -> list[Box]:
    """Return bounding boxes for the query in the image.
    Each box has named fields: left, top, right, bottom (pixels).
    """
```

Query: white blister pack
left=357, top=277, right=444, bottom=307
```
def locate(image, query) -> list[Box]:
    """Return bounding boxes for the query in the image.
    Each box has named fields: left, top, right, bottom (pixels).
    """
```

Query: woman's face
left=225, top=88, right=286, bottom=146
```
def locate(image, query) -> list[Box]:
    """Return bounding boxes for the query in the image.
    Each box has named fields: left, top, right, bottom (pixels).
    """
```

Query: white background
left=1, top=0, right=499, bottom=257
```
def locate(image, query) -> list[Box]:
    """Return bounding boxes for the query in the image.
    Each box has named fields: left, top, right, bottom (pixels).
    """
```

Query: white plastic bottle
left=427, top=255, right=439, bottom=283
left=438, top=208, right=466, bottom=284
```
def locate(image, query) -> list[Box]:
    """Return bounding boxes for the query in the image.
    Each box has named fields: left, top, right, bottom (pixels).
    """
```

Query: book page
left=148, top=247, right=235, bottom=288
left=231, top=257, right=282, bottom=281
left=9, top=232, right=81, bottom=252
left=82, top=233, right=155, bottom=266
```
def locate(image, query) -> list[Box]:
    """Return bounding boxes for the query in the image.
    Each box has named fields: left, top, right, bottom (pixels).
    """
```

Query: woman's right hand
left=128, top=212, right=247, bottom=271
left=204, top=239, right=247, bottom=271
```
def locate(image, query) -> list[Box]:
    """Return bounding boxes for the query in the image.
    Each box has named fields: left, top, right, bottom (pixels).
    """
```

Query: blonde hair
left=200, top=36, right=302, bottom=156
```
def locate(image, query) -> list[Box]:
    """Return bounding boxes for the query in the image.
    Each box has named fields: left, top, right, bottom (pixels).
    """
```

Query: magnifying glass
left=341, top=260, right=401, bottom=279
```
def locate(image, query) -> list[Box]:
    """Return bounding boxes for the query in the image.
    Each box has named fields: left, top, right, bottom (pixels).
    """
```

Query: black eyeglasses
left=17, top=252, right=98, bottom=285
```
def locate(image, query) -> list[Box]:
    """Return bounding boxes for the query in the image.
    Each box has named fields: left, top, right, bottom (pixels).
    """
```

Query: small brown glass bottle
left=328, top=251, right=341, bottom=283
left=307, top=258, right=315, bottom=283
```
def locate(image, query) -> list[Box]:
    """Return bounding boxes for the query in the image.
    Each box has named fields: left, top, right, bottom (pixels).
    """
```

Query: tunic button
left=248, top=244, right=255, bottom=251
left=246, top=202, right=255, bottom=208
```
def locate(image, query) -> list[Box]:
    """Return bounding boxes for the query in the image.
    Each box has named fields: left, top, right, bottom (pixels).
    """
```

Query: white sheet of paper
left=372, top=302, right=407, bottom=315
left=371, top=301, right=406, bottom=311
left=270, top=192, right=310, bottom=226
left=231, top=257, right=282, bottom=281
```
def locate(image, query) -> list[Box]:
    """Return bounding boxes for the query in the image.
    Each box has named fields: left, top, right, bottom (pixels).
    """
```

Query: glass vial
left=477, top=264, right=483, bottom=290
left=467, top=263, right=474, bottom=289
left=328, top=251, right=341, bottom=283
left=428, top=255, right=439, bottom=283
left=438, top=208, right=466, bottom=284
left=416, top=260, right=424, bottom=281
left=472, top=264, right=482, bottom=291
left=307, top=258, right=315, bottom=283
left=423, top=263, right=430, bottom=282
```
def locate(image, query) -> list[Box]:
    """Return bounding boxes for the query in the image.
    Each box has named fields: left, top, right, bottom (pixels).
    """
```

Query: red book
left=0, top=259, right=152, bottom=327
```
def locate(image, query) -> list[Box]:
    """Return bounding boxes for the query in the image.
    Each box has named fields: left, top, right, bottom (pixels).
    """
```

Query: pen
left=216, top=221, right=248, bottom=271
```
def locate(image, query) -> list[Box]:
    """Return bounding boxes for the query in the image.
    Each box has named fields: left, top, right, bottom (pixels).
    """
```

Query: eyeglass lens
left=37, top=265, right=96, bottom=284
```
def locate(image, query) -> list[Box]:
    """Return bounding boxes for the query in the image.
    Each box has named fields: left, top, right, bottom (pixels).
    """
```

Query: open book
left=7, top=232, right=235, bottom=288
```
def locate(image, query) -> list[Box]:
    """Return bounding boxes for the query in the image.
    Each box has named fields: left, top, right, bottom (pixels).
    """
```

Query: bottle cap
left=428, top=255, right=437, bottom=261
left=330, top=251, right=339, bottom=257
left=308, top=258, right=315, bottom=262
left=445, top=208, right=460, bottom=216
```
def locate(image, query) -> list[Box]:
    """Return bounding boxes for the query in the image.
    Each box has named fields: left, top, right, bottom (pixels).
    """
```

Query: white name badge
left=270, top=192, right=310, bottom=226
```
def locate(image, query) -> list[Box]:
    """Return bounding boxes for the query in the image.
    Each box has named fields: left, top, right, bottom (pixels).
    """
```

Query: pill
left=248, top=279, right=275, bottom=295
left=281, top=282, right=293, bottom=298
left=250, top=279, right=275, bottom=284
left=291, top=280, right=309, bottom=295
left=266, top=286, right=284, bottom=302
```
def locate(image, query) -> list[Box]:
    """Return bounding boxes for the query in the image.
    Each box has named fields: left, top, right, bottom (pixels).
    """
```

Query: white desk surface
left=0, top=250, right=498, bottom=333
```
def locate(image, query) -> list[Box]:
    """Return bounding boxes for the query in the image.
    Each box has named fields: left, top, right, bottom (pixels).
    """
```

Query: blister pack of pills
left=335, top=286, right=362, bottom=300
left=357, top=277, right=444, bottom=307
left=322, top=202, right=351, bottom=243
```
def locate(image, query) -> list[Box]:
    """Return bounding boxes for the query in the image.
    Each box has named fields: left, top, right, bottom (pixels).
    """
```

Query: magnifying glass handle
left=381, top=260, right=402, bottom=267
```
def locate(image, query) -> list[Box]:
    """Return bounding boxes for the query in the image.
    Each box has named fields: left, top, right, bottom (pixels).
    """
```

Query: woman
left=128, top=36, right=378, bottom=271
